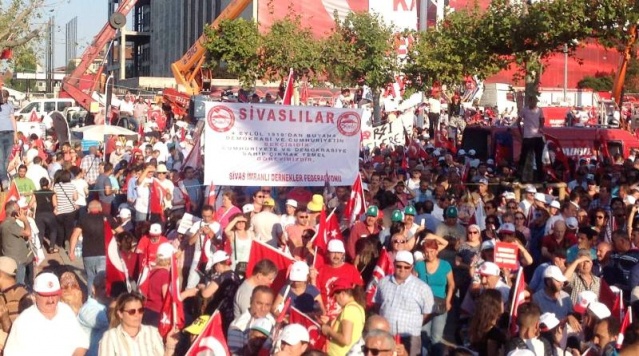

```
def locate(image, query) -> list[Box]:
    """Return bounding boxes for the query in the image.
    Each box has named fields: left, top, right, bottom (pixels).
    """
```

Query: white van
left=15, top=98, right=75, bottom=121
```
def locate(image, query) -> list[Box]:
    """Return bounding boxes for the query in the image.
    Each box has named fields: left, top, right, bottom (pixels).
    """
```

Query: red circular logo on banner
left=207, top=106, right=235, bottom=133
left=336, top=112, right=360, bottom=136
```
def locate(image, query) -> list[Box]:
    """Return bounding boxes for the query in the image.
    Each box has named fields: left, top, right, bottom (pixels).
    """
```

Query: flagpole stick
left=312, top=246, right=318, bottom=268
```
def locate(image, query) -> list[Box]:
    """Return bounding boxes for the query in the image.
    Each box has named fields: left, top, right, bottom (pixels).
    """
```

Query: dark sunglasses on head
left=122, top=308, right=144, bottom=315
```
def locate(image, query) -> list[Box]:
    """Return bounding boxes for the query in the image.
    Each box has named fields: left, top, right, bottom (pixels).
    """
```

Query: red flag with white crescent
left=137, top=264, right=151, bottom=297
left=617, top=306, right=632, bottom=348
left=282, top=68, right=294, bottom=105
left=344, top=174, right=367, bottom=228
left=149, top=179, right=165, bottom=221
left=365, top=248, right=393, bottom=307
left=185, top=311, right=230, bottom=356
left=508, top=268, right=527, bottom=336
left=289, top=307, right=327, bottom=350
left=158, top=253, right=185, bottom=338
left=245, top=240, right=295, bottom=293
left=104, top=218, right=127, bottom=296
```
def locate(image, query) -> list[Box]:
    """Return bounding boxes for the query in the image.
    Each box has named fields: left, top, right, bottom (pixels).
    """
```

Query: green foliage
left=260, top=13, right=322, bottom=82
left=577, top=72, right=614, bottom=91
left=203, top=19, right=262, bottom=88
left=0, top=0, right=45, bottom=49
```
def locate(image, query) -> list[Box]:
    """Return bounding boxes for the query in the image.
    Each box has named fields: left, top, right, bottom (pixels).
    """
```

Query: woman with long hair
left=319, top=279, right=366, bottom=355
left=416, top=239, right=455, bottom=356
left=468, top=289, right=506, bottom=356
left=53, top=169, right=78, bottom=253
left=353, top=237, right=379, bottom=286
left=100, top=292, right=175, bottom=355
left=224, top=213, right=254, bottom=277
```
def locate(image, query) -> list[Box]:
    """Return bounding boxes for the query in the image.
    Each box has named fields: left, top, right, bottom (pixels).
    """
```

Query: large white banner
left=204, top=103, right=362, bottom=187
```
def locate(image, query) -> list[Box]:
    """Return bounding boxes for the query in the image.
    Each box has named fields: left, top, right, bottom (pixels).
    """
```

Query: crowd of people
left=1, top=86, right=639, bottom=356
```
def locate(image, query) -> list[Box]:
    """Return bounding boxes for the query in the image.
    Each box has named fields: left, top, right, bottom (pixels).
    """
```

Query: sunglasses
left=362, top=346, right=392, bottom=355
left=392, top=240, right=406, bottom=244
left=122, top=308, right=145, bottom=315
left=468, top=231, right=479, bottom=234
left=298, top=216, right=309, bottom=219
left=256, top=195, right=264, bottom=199
left=596, top=216, right=605, bottom=219
left=394, top=264, right=411, bottom=270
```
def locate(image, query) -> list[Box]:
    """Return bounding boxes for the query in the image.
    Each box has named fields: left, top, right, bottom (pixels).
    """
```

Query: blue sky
left=48, top=0, right=108, bottom=67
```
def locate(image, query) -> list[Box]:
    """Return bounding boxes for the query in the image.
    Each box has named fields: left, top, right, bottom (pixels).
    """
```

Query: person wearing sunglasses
left=375, top=250, right=434, bottom=356
left=99, top=292, right=176, bottom=356
left=362, top=329, right=397, bottom=356
left=4, top=273, right=89, bottom=356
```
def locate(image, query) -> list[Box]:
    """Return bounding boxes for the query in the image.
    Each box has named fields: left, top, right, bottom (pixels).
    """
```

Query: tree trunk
left=372, top=89, right=382, bottom=126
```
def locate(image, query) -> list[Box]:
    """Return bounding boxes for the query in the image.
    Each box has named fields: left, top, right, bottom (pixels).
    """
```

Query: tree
left=577, top=72, right=614, bottom=91
left=203, top=18, right=262, bottom=88
left=323, top=11, right=398, bottom=123
left=0, top=0, right=45, bottom=50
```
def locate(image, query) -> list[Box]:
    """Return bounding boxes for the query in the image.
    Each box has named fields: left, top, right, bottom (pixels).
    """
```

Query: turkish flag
left=312, top=207, right=344, bottom=267
left=365, top=248, right=393, bottom=307
left=158, top=253, right=185, bottom=338
left=136, top=264, right=151, bottom=297
left=616, top=306, right=632, bottom=348
left=508, top=268, right=527, bottom=336
left=105, top=218, right=128, bottom=296
left=245, top=240, right=294, bottom=293
left=344, top=174, right=367, bottom=228
left=0, top=181, right=20, bottom=221
left=206, top=181, right=217, bottom=207
left=185, top=311, right=230, bottom=356
left=181, top=131, right=201, bottom=173
left=289, top=306, right=327, bottom=351
left=149, top=179, right=165, bottom=221
left=599, top=279, right=622, bottom=321
left=282, top=68, right=295, bottom=105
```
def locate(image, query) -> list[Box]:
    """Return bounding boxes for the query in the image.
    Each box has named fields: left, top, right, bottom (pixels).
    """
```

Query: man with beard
left=532, top=265, right=573, bottom=319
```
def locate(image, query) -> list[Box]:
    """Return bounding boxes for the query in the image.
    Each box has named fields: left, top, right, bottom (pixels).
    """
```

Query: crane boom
left=170, top=0, right=252, bottom=96
left=612, top=24, right=637, bottom=108
left=61, top=0, right=139, bottom=111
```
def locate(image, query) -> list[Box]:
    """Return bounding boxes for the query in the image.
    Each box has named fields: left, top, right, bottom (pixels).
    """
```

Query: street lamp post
left=563, top=43, right=568, bottom=104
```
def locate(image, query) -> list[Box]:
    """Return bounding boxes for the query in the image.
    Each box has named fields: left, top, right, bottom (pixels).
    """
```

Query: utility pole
left=46, top=16, right=55, bottom=94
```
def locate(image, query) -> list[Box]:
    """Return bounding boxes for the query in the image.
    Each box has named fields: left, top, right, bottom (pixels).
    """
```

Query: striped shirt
left=54, top=182, right=77, bottom=214
left=98, top=324, right=164, bottom=356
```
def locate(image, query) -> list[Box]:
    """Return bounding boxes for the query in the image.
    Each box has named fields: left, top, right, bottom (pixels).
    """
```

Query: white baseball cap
left=289, top=261, right=310, bottom=282
left=525, top=185, right=537, bottom=193
left=565, top=217, right=578, bottom=230
left=156, top=242, right=174, bottom=259
left=149, top=223, right=162, bottom=235
left=481, top=240, right=495, bottom=251
left=543, top=265, right=567, bottom=283
left=285, top=199, right=298, bottom=208
left=33, top=272, right=61, bottom=296
left=550, top=200, right=561, bottom=209
left=395, top=250, right=414, bottom=266
left=534, top=193, right=547, bottom=202
left=574, top=290, right=598, bottom=314
left=507, top=349, right=535, bottom=356
left=279, top=323, right=310, bottom=345
left=478, top=262, right=500, bottom=277
left=587, top=301, right=611, bottom=320
left=242, top=204, right=255, bottom=214
left=540, top=312, right=561, bottom=331
left=119, top=208, right=131, bottom=219
left=499, top=223, right=516, bottom=234
left=327, top=239, right=345, bottom=253
left=210, top=251, right=230, bottom=265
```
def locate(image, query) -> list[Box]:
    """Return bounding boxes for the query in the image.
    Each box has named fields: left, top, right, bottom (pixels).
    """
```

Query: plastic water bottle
left=75, top=236, right=83, bottom=259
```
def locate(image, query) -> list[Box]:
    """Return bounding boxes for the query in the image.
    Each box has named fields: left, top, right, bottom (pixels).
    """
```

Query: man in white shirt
left=250, top=198, right=282, bottom=247
left=427, top=90, right=442, bottom=139
left=26, top=156, right=49, bottom=190
left=515, top=96, right=546, bottom=182
left=4, top=273, right=89, bottom=355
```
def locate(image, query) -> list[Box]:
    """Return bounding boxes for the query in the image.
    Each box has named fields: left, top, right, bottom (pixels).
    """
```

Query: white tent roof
left=71, top=124, right=138, bottom=142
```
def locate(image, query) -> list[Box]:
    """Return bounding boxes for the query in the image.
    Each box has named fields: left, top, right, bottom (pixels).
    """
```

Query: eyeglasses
left=392, top=240, right=406, bottom=244
left=468, top=231, right=479, bottom=234
left=122, top=308, right=145, bottom=315
left=394, top=264, right=411, bottom=270
left=298, top=216, right=309, bottom=219
left=256, top=195, right=264, bottom=199
left=362, top=346, right=392, bottom=355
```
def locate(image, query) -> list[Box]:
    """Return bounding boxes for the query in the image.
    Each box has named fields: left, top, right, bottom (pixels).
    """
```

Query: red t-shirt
left=136, top=235, right=169, bottom=266
left=542, top=234, right=577, bottom=255
left=316, top=263, right=364, bottom=318
left=144, top=268, right=170, bottom=313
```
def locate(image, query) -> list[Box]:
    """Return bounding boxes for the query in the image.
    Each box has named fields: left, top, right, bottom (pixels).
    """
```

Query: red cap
left=330, top=278, right=354, bottom=296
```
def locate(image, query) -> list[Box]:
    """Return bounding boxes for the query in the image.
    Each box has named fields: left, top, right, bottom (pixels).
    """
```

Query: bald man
left=364, top=330, right=396, bottom=356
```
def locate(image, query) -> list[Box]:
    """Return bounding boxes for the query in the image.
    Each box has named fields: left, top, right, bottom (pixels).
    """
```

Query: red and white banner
left=159, top=253, right=185, bottom=338
left=344, top=174, right=367, bottom=227
left=105, top=218, right=128, bottom=296
left=185, top=311, right=230, bottom=356
left=204, top=103, right=362, bottom=186
left=282, top=68, right=294, bottom=105
left=245, top=240, right=295, bottom=293
left=365, top=248, right=393, bottom=307
left=369, top=0, right=417, bottom=31
left=508, top=268, right=527, bottom=336
left=494, top=242, right=519, bottom=270
left=289, top=307, right=328, bottom=350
